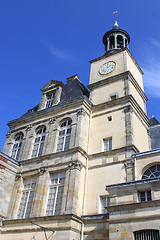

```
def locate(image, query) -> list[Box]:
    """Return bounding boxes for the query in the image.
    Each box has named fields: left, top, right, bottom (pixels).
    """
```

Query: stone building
left=0, top=18, right=160, bottom=240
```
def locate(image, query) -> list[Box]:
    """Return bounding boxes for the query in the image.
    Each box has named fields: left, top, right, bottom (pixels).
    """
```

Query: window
left=46, top=92, right=55, bottom=108
left=103, top=138, right=112, bottom=151
left=134, top=230, right=160, bottom=240
left=107, top=116, right=112, bottom=122
left=56, top=119, right=72, bottom=152
left=11, top=132, right=23, bottom=160
left=110, top=94, right=117, bottom=100
left=31, top=126, right=46, bottom=158
left=100, top=196, right=110, bottom=214
left=17, top=178, right=36, bottom=219
left=46, top=172, right=65, bottom=216
left=139, top=190, right=152, bottom=202
left=142, top=165, right=160, bottom=179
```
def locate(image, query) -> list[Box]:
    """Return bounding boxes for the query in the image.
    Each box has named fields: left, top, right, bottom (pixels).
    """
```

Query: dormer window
left=46, top=92, right=55, bottom=108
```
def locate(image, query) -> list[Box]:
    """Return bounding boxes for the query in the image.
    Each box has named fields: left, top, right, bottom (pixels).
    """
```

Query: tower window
left=46, top=172, right=65, bottom=216
left=109, top=35, right=115, bottom=50
left=31, top=126, right=46, bottom=158
left=103, top=138, right=112, bottom=151
left=117, top=35, right=123, bottom=48
left=56, top=119, right=72, bottom=152
left=139, top=190, right=152, bottom=202
left=46, top=92, right=55, bottom=108
left=11, top=132, right=23, bottom=160
left=17, top=177, right=36, bottom=219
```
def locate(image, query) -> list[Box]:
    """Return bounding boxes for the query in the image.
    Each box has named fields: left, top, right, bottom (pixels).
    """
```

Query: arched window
left=11, top=132, right=23, bottom=160
left=134, top=229, right=160, bottom=240
left=117, top=35, right=123, bottom=48
left=31, top=126, right=46, bottom=158
left=109, top=35, right=115, bottom=50
left=142, top=165, right=160, bottom=179
left=56, top=119, right=72, bottom=152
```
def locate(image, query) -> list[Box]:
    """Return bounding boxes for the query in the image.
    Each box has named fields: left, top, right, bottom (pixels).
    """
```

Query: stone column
left=7, top=174, right=23, bottom=219
left=114, top=34, right=117, bottom=48
left=54, top=86, right=62, bottom=105
left=43, top=118, right=56, bottom=154
left=74, top=109, right=86, bottom=148
left=3, top=131, right=12, bottom=156
left=64, top=160, right=83, bottom=215
left=38, top=93, right=46, bottom=110
left=107, top=38, right=110, bottom=51
left=124, top=159, right=135, bottom=182
left=123, top=36, right=125, bottom=48
left=22, top=125, right=34, bottom=159
left=124, top=106, right=134, bottom=147
left=31, top=168, right=48, bottom=217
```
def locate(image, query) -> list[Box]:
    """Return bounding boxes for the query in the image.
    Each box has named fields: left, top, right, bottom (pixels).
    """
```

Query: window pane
left=46, top=173, right=65, bottom=216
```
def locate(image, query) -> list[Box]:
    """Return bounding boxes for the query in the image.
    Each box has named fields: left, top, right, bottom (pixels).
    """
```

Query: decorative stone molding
left=124, top=159, right=135, bottom=181
left=38, top=167, right=46, bottom=175
left=77, top=109, right=86, bottom=117
left=124, top=105, right=133, bottom=113
left=48, top=117, right=56, bottom=125
left=68, top=160, right=82, bottom=171
left=15, top=173, right=22, bottom=181
left=25, top=125, right=32, bottom=132
left=6, top=131, right=11, bottom=138
left=124, top=159, right=134, bottom=169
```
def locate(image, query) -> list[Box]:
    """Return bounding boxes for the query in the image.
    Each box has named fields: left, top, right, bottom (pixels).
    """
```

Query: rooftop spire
left=113, top=11, right=119, bottom=29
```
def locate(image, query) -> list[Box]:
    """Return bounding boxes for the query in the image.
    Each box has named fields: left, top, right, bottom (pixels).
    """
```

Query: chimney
left=67, top=74, right=80, bottom=84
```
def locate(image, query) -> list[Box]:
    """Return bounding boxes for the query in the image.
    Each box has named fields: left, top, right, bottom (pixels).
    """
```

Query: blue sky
left=0, top=0, right=160, bottom=150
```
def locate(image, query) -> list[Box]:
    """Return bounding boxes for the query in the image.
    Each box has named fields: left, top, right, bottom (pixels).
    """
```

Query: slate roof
left=149, top=116, right=160, bottom=150
left=10, top=78, right=90, bottom=121
left=150, top=116, right=160, bottom=126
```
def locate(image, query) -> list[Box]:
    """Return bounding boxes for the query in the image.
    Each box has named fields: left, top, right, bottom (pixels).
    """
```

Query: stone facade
left=0, top=20, right=160, bottom=240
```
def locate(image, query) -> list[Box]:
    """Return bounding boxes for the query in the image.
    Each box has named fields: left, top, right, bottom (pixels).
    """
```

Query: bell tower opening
left=103, top=12, right=130, bottom=53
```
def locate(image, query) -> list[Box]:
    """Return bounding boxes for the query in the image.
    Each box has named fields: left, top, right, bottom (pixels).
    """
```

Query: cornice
left=89, top=48, right=143, bottom=75
left=18, top=147, right=88, bottom=166
left=89, top=145, right=138, bottom=160
left=2, top=213, right=83, bottom=227
left=107, top=199, right=160, bottom=213
left=7, top=98, right=92, bottom=129
left=92, top=95, right=150, bottom=127
left=108, top=213, right=160, bottom=224
left=88, top=71, right=147, bottom=102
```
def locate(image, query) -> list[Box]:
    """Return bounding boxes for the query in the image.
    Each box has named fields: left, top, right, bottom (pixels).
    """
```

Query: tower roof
left=103, top=14, right=130, bottom=53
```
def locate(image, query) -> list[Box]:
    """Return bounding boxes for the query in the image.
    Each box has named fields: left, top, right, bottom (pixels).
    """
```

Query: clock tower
left=88, top=18, right=149, bottom=168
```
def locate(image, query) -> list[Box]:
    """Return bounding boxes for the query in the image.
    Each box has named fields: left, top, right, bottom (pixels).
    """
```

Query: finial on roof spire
left=113, top=11, right=118, bottom=21
left=112, top=11, right=119, bottom=30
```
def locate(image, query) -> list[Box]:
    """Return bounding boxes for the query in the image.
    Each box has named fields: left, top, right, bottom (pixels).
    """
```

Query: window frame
left=31, top=126, right=46, bottom=158
left=139, top=190, right=152, bottom=203
left=46, top=172, right=65, bottom=216
left=99, top=196, right=110, bottom=214
left=11, top=132, right=23, bottom=160
left=142, top=165, right=160, bottom=179
left=103, top=138, right=112, bottom=152
left=134, top=229, right=160, bottom=240
left=56, top=119, right=72, bottom=152
left=46, top=91, right=56, bottom=108
left=17, top=177, right=37, bottom=219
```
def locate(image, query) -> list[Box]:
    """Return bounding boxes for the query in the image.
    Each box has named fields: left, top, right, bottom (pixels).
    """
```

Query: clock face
left=99, top=61, right=116, bottom=75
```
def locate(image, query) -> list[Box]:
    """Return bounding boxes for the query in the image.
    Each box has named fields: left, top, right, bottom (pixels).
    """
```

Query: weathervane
left=113, top=11, right=118, bottom=21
